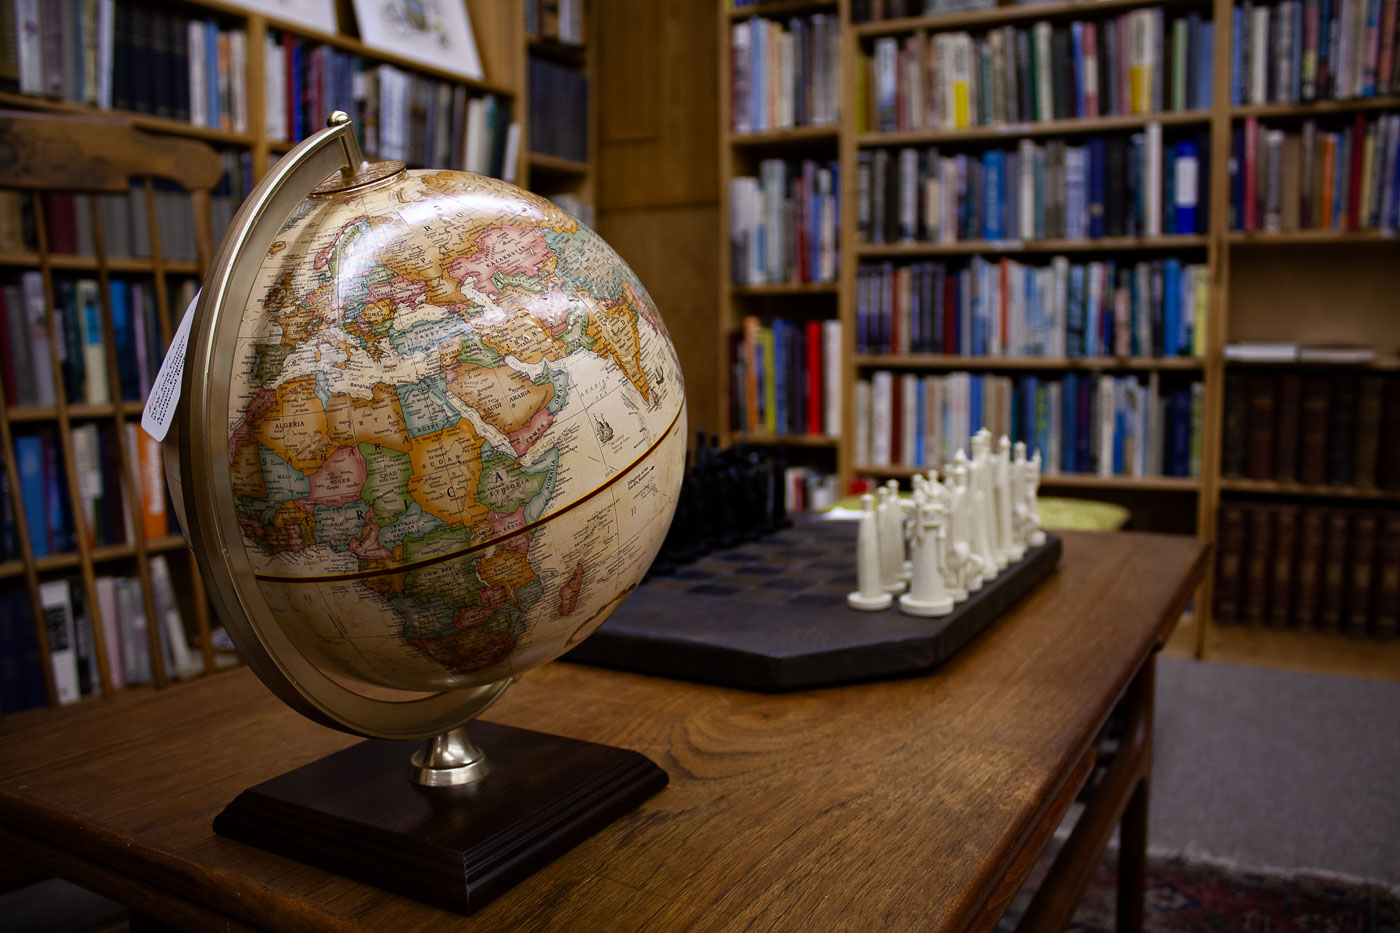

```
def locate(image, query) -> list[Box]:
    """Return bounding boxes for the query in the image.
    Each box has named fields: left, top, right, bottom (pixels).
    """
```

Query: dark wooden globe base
left=213, top=720, right=668, bottom=915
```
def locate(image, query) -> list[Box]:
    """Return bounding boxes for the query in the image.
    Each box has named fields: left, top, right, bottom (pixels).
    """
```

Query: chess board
left=564, top=515, right=1062, bottom=692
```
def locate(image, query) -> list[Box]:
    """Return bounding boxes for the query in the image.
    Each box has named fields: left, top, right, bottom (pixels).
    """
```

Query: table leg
left=1116, top=655, right=1156, bottom=933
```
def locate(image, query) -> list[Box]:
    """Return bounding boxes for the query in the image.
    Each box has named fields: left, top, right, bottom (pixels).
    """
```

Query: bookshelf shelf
left=0, top=536, right=192, bottom=582
left=727, top=1, right=840, bottom=21
left=742, top=433, right=840, bottom=447
left=855, top=235, right=1209, bottom=257
left=528, top=36, right=588, bottom=66
left=856, top=464, right=1200, bottom=490
left=852, top=0, right=1211, bottom=37
left=1227, top=230, right=1398, bottom=246
left=855, top=354, right=1204, bottom=371
left=528, top=152, right=591, bottom=176
left=731, top=281, right=839, bottom=296
left=856, top=110, right=1210, bottom=147
left=729, top=125, right=840, bottom=147
left=0, top=92, right=257, bottom=147
left=1230, top=97, right=1400, bottom=120
left=1219, top=479, right=1400, bottom=501
left=1224, top=356, right=1400, bottom=371
left=0, top=252, right=201, bottom=275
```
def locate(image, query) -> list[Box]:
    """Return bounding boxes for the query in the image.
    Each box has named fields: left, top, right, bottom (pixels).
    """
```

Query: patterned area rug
left=998, top=848, right=1400, bottom=932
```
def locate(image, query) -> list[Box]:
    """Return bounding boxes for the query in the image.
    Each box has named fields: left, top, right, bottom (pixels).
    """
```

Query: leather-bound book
left=1214, top=503, right=1248, bottom=623
left=1353, top=375, right=1384, bottom=489
left=1243, top=504, right=1273, bottom=625
left=1325, top=375, right=1357, bottom=486
left=1222, top=372, right=1248, bottom=477
left=1293, top=507, right=1326, bottom=630
left=1379, top=378, right=1400, bottom=491
left=1245, top=374, right=1276, bottom=479
left=1347, top=510, right=1378, bottom=636
left=1319, top=509, right=1351, bottom=631
left=1373, top=512, right=1400, bottom=640
left=1272, top=372, right=1302, bottom=482
left=1269, top=504, right=1299, bottom=627
left=1299, top=375, right=1331, bottom=486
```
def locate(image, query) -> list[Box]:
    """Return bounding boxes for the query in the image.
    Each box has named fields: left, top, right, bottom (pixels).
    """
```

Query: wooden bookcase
left=0, top=0, right=600, bottom=718
left=717, top=0, right=1400, bottom=671
left=523, top=0, right=596, bottom=225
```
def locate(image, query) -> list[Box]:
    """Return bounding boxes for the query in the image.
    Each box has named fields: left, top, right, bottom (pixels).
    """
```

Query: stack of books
left=729, top=13, right=842, bottom=134
left=858, top=127, right=1210, bottom=244
left=1222, top=371, right=1400, bottom=488
left=856, top=255, right=1208, bottom=358
left=861, top=9, right=1214, bottom=132
left=855, top=370, right=1203, bottom=477
left=1230, top=0, right=1400, bottom=104
left=730, top=317, right=842, bottom=438
left=730, top=158, right=841, bottom=286
left=10, top=2, right=248, bottom=132
left=1215, top=502, right=1400, bottom=637
left=528, top=58, right=588, bottom=163
left=1231, top=113, right=1400, bottom=232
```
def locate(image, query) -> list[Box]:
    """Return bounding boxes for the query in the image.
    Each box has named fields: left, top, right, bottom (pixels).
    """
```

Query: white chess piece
left=948, top=454, right=985, bottom=596
left=876, top=486, right=906, bottom=595
left=1025, top=450, right=1046, bottom=546
left=889, top=480, right=912, bottom=583
left=848, top=494, right=893, bottom=611
left=900, top=489, right=954, bottom=617
left=1008, top=441, right=1029, bottom=561
left=995, top=435, right=1018, bottom=564
left=968, top=433, right=999, bottom=582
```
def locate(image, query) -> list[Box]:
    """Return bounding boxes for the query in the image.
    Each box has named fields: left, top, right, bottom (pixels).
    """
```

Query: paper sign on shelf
left=140, top=290, right=199, bottom=442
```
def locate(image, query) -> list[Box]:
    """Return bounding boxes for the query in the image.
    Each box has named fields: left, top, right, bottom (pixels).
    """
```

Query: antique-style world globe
left=165, top=114, right=685, bottom=785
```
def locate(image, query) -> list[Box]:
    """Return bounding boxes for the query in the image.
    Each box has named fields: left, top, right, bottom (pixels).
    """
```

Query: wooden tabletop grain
left=0, top=531, right=1207, bottom=932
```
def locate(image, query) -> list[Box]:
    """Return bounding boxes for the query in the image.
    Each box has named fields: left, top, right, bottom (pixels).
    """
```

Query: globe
left=166, top=115, right=686, bottom=764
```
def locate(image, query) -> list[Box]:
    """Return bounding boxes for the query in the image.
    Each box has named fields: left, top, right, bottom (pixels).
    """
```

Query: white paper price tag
left=140, top=289, right=199, bottom=442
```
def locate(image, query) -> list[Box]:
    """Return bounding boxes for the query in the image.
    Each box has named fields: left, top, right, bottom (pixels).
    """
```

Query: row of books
left=1223, top=372, right=1400, bottom=489
left=9, top=423, right=168, bottom=558
left=0, top=185, right=204, bottom=263
left=9, top=2, right=248, bottom=132
left=1231, top=0, right=1400, bottom=105
left=855, top=256, right=1208, bottom=358
left=0, top=273, right=184, bottom=407
left=851, top=0, right=998, bottom=20
left=730, top=317, right=842, bottom=438
left=210, top=150, right=257, bottom=248
left=784, top=467, right=841, bottom=514
left=528, top=58, right=588, bottom=164
left=730, top=13, right=842, bottom=135
left=861, top=10, right=1214, bottom=134
left=1215, top=502, right=1400, bottom=638
left=526, top=0, right=586, bottom=46
left=729, top=159, right=841, bottom=286
left=1230, top=113, right=1400, bottom=232
left=0, top=559, right=199, bottom=712
left=857, top=129, right=1210, bottom=245
left=854, top=370, right=1203, bottom=477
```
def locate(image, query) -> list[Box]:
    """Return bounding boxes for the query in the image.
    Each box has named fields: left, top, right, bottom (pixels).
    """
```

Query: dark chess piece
left=768, top=448, right=792, bottom=531
left=713, top=436, right=743, bottom=548
left=738, top=447, right=767, bottom=542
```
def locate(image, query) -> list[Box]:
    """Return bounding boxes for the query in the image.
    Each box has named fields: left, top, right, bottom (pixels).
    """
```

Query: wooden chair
left=0, top=110, right=225, bottom=715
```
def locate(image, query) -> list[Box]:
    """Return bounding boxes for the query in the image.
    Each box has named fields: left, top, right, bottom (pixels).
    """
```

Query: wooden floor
left=1163, top=615, right=1400, bottom=682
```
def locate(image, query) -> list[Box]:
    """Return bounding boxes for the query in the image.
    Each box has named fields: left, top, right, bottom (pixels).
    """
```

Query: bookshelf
left=0, top=0, right=538, bottom=718
left=718, top=0, right=1400, bottom=667
left=524, top=0, right=596, bottom=226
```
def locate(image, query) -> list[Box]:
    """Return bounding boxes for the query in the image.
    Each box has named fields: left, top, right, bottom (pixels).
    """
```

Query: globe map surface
left=225, top=169, right=686, bottom=695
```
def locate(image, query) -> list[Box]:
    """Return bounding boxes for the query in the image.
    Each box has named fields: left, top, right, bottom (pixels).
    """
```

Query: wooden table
left=0, top=531, right=1207, bottom=932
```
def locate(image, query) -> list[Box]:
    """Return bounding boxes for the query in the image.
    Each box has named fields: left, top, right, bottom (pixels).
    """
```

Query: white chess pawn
left=1026, top=450, right=1046, bottom=546
left=888, top=480, right=912, bottom=583
left=995, top=435, right=1018, bottom=564
left=1008, top=441, right=1029, bottom=561
left=848, top=494, right=893, bottom=611
left=900, top=491, right=954, bottom=617
left=968, top=434, right=998, bottom=583
left=876, top=486, right=906, bottom=595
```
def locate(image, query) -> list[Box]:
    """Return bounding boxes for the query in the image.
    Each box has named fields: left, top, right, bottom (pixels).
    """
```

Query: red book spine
left=1244, top=117, right=1258, bottom=231
left=43, top=193, right=78, bottom=254
left=1377, top=0, right=1398, bottom=95
left=805, top=319, right=822, bottom=434
left=1347, top=112, right=1365, bottom=230
left=890, top=374, right=903, bottom=466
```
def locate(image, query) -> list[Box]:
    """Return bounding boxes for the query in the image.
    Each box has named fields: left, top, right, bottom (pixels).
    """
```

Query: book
left=0, top=589, right=47, bottom=713
left=38, top=579, right=80, bottom=704
left=1269, top=504, right=1299, bottom=627
left=1214, top=502, right=1247, bottom=622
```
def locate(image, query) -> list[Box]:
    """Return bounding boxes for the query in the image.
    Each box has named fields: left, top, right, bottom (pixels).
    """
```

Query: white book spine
left=871, top=371, right=893, bottom=466
left=72, top=423, right=101, bottom=545
left=502, top=122, right=521, bottom=184
left=901, top=374, right=918, bottom=466
left=823, top=319, right=841, bottom=436
left=265, top=35, right=285, bottom=141
left=189, top=20, right=206, bottom=127
left=1035, top=23, right=1053, bottom=121
left=39, top=580, right=80, bottom=704
left=1251, top=7, right=1270, bottom=104
left=95, top=577, right=123, bottom=691
left=855, top=379, right=872, bottom=466
left=1145, top=122, right=1163, bottom=236
left=150, top=555, right=199, bottom=678
left=230, top=30, right=247, bottom=134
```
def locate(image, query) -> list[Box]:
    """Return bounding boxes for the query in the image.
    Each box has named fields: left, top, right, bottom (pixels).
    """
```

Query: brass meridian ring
left=309, top=159, right=407, bottom=197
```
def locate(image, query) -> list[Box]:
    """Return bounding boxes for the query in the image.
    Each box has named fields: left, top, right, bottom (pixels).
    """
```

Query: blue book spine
left=1198, top=22, right=1214, bottom=111
left=956, top=155, right=969, bottom=240
left=830, top=160, right=841, bottom=270
left=984, top=150, right=1004, bottom=241
left=1163, top=259, right=1181, bottom=357
left=1292, top=2, right=1305, bottom=101
left=915, top=380, right=926, bottom=466
left=1176, top=140, right=1198, bottom=233
left=1062, top=373, right=1078, bottom=473
left=1066, top=265, right=1084, bottom=358
left=1230, top=7, right=1244, bottom=104
left=1077, top=378, right=1092, bottom=473
left=0, top=591, right=47, bottom=713
left=1113, top=384, right=1126, bottom=475
left=1170, top=391, right=1190, bottom=476
left=42, top=434, right=72, bottom=553
left=970, top=375, right=983, bottom=437
left=15, top=436, right=47, bottom=558
left=1318, top=0, right=1333, bottom=97
left=1088, top=138, right=1106, bottom=238
left=1071, top=22, right=1085, bottom=117
left=772, top=319, right=787, bottom=434
left=1363, top=0, right=1380, bottom=96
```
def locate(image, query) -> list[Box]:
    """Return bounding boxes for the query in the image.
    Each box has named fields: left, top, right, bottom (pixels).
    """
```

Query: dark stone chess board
left=564, top=516, right=1062, bottom=692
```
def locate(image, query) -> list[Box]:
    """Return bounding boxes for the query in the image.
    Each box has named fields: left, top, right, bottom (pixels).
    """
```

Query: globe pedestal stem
left=408, top=726, right=490, bottom=787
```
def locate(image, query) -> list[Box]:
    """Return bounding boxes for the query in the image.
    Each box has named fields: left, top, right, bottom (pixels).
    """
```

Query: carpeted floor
left=1150, top=657, right=1400, bottom=886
